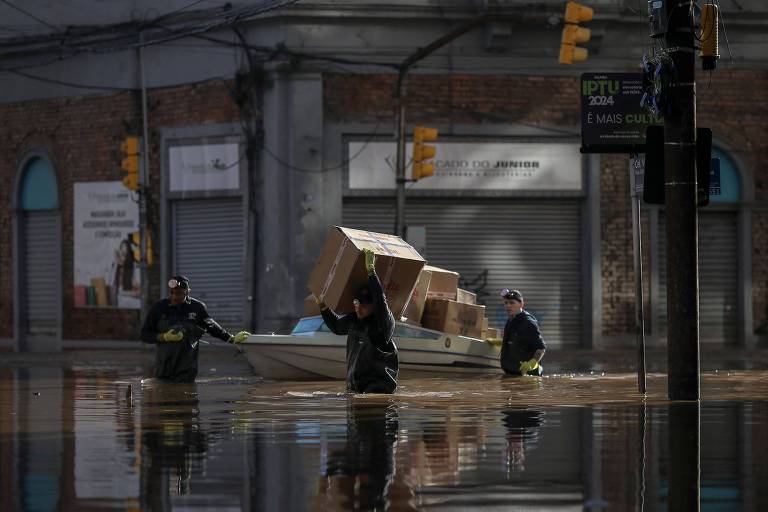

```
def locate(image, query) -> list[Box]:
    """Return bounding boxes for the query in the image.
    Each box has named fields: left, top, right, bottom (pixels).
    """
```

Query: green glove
left=486, top=337, right=502, bottom=348
left=363, top=248, right=376, bottom=274
left=160, top=329, right=184, bottom=342
left=518, top=358, right=540, bottom=374
left=311, top=294, right=328, bottom=311
left=230, top=331, right=251, bottom=344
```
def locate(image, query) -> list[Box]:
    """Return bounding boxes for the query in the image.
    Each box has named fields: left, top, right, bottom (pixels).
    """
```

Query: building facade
left=1, top=0, right=766, bottom=347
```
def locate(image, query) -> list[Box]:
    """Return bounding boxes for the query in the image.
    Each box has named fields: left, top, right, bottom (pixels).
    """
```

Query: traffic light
left=411, top=125, right=438, bottom=180
left=130, top=230, right=154, bottom=266
left=559, top=1, right=593, bottom=65
left=120, top=136, right=140, bottom=191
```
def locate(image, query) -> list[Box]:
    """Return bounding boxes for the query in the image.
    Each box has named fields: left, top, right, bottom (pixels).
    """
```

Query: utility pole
left=664, top=0, right=699, bottom=400
left=393, top=15, right=488, bottom=236
left=138, top=34, right=151, bottom=322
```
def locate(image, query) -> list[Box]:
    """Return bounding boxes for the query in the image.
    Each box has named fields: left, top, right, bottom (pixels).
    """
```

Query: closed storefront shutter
left=658, top=212, right=738, bottom=342
left=343, top=198, right=582, bottom=346
left=24, top=211, right=59, bottom=335
left=172, top=198, right=245, bottom=333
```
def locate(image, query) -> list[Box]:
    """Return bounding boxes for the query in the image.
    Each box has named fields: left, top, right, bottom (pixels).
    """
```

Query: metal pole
left=631, top=156, right=647, bottom=394
left=664, top=0, right=700, bottom=400
left=394, top=77, right=407, bottom=237
left=138, top=34, right=151, bottom=321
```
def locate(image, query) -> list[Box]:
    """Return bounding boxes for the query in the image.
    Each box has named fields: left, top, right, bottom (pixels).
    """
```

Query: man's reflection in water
left=139, top=382, right=208, bottom=511
left=314, top=398, right=414, bottom=511
left=502, top=407, right=543, bottom=474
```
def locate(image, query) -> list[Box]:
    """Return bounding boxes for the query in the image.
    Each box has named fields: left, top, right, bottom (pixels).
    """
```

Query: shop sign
left=348, top=142, right=582, bottom=191
left=169, top=142, right=240, bottom=192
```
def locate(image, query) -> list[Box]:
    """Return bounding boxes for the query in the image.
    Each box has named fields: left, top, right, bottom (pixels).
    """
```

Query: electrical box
left=648, top=0, right=666, bottom=38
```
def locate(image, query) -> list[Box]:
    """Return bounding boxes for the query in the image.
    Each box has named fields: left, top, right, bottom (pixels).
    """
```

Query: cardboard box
left=422, top=298, right=486, bottom=339
left=486, top=327, right=502, bottom=340
left=403, top=268, right=432, bottom=324
left=456, top=288, right=477, bottom=305
left=424, top=265, right=460, bottom=300
left=307, top=226, right=426, bottom=317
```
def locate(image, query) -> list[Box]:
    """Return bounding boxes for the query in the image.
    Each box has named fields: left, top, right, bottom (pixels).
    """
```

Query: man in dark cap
left=499, top=288, right=546, bottom=376
left=140, top=275, right=250, bottom=383
left=312, top=249, right=399, bottom=393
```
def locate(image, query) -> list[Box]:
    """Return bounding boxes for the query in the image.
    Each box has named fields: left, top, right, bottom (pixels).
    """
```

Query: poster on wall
left=73, top=181, right=140, bottom=309
left=168, top=142, right=240, bottom=192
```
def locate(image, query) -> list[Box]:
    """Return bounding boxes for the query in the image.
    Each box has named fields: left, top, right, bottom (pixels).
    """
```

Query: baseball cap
left=500, top=288, right=523, bottom=302
left=354, top=285, right=373, bottom=305
left=168, top=275, right=190, bottom=289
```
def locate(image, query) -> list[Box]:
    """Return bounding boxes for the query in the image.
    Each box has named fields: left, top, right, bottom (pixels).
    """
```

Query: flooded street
left=0, top=345, right=766, bottom=511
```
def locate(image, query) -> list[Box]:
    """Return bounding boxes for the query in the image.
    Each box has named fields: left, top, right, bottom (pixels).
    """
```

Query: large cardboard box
left=424, top=265, right=460, bottom=300
left=456, top=288, right=477, bottom=305
left=403, top=268, right=432, bottom=324
left=422, top=298, right=486, bottom=339
left=307, top=226, right=426, bottom=317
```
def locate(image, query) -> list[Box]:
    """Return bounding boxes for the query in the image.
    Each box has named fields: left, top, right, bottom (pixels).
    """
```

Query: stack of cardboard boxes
left=306, top=226, right=501, bottom=341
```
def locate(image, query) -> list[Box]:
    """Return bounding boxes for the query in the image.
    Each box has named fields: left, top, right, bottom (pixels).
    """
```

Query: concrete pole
left=139, top=35, right=151, bottom=322
left=664, top=0, right=700, bottom=400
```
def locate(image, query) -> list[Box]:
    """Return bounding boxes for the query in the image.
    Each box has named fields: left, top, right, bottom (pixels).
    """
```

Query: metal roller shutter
left=24, top=211, right=59, bottom=335
left=343, top=198, right=582, bottom=346
left=658, top=212, right=738, bottom=343
left=172, top=199, right=245, bottom=333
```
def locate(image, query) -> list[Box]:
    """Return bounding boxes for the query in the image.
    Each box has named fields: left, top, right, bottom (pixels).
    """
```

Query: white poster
left=348, top=141, right=582, bottom=191
left=169, top=142, right=240, bottom=192
left=73, top=182, right=141, bottom=309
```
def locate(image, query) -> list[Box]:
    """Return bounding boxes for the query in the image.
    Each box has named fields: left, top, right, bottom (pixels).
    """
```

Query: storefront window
left=710, top=149, right=741, bottom=204
left=20, top=157, right=58, bottom=210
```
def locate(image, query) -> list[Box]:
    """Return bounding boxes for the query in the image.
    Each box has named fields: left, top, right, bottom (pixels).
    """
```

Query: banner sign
left=169, top=142, right=240, bottom=192
left=348, top=142, right=582, bottom=191
left=581, top=73, right=663, bottom=153
left=73, top=181, right=140, bottom=309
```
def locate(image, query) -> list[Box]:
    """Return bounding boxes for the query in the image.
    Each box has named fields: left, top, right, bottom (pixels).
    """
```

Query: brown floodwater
left=0, top=344, right=766, bottom=511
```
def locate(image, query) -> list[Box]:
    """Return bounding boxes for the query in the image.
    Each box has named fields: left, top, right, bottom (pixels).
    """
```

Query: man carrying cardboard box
left=312, top=249, right=399, bottom=394
left=499, top=289, right=546, bottom=376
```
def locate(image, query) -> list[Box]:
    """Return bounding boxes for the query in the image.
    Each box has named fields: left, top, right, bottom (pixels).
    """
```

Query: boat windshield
left=291, top=316, right=331, bottom=334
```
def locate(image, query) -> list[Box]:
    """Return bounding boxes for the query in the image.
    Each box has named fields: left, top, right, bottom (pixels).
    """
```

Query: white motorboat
left=238, top=316, right=501, bottom=380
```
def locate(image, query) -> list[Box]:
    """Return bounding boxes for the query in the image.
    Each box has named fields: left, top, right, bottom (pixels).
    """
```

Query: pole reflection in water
left=668, top=401, right=700, bottom=512
left=139, top=381, right=207, bottom=511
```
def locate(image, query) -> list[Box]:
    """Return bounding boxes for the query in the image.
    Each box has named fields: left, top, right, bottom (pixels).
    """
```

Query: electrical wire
left=0, top=0, right=59, bottom=32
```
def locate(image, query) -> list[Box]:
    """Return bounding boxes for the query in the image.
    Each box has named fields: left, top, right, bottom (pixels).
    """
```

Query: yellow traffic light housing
left=130, top=230, right=153, bottom=266
left=559, top=1, right=593, bottom=65
left=121, top=136, right=141, bottom=191
left=411, top=125, right=438, bottom=180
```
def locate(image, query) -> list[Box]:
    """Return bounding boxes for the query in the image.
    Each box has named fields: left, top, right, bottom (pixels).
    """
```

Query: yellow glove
left=363, top=248, right=376, bottom=274
left=518, top=358, right=540, bottom=374
left=486, top=337, right=502, bottom=348
left=311, top=294, right=328, bottom=311
left=230, top=331, right=251, bottom=344
left=160, top=329, right=184, bottom=342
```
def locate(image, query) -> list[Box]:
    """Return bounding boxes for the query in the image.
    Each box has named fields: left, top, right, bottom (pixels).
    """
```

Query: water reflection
left=1, top=350, right=768, bottom=510
left=140, top=382, right=207, bottom=510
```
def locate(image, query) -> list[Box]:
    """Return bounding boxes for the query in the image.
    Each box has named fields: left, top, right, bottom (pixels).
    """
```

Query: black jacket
left=500, top=310, right=546, bottom=375
left=141, top=297, right=232, bottom=382
left=320, top=272, right=399, bottom=394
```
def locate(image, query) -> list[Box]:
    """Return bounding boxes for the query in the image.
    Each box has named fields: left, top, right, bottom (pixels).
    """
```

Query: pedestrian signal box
left=412, top=126, right=438, bottom=180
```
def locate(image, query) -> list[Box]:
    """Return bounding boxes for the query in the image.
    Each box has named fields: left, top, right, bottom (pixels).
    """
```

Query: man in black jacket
left=313, top=249, right=399, bottom=394
left=499, top=288, right=546, bottom=376
left=140, top=275, right=250, bottom=383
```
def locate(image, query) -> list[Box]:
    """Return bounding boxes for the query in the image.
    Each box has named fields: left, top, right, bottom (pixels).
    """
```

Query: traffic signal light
left=411, top=125, right=438, bottom=180
left=121, top=136, right=140, bottom=191
left=559, top=1, right=593, bottom=65
left=130, top=230, right=154, bottom=266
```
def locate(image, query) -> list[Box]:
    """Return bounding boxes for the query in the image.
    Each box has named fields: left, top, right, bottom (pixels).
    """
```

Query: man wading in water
left=312, top=249, right=399, bottom=393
